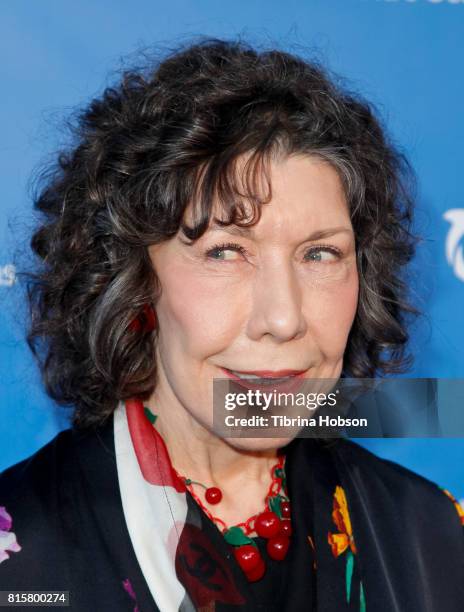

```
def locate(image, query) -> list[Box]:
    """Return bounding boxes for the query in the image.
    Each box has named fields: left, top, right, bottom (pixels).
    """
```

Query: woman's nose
left=245, top=260, right=307, bottom=343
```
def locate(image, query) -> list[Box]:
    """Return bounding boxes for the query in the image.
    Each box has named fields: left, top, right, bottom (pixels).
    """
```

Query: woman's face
left=148, top=154, right=359, bottom=450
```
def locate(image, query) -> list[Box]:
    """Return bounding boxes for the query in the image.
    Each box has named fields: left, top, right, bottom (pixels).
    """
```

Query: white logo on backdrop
left=444, top=209, right=464, bottom=282
left=0, top=264, right=16, bottom=287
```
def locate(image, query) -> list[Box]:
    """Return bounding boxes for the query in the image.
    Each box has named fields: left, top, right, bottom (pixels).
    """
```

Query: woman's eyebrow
left=209, top=223, right=354, bottom=241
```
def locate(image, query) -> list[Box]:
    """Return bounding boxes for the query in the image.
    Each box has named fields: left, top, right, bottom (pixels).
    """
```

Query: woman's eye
left=205, top=243, right=246, bottom=261
left=304, top=247, right=340, bottom=262
left=205, top=243, right=341, bottom=263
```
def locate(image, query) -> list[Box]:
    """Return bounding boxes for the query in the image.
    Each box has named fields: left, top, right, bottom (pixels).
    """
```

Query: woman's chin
left=223, top=435, right=296, bottom=453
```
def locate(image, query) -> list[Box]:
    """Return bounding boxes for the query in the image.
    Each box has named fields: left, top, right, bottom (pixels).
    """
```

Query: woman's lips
left=224, top=368, right=307, bottom=378
left=218, top=366, right=308, bottom=394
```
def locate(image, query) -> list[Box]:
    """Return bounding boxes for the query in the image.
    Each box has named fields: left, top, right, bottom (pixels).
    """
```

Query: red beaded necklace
left=143, top=404, right=292, bottom=582
left=174, top=454, right=292, bottom=582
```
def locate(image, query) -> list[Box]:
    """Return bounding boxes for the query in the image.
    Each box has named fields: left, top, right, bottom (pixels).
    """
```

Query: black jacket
left=0, top=414, right=463, bottom=611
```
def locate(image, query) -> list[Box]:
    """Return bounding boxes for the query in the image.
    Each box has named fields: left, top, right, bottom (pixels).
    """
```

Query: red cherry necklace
left=142, top=404, right=292, bottom=582
left=176, top=454, right=292, bottom=582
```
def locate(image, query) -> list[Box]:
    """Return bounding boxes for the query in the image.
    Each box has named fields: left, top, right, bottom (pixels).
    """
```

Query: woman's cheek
left=161, top=268, right=246, bottom=348
left=307, top=269, right=359, bottom=355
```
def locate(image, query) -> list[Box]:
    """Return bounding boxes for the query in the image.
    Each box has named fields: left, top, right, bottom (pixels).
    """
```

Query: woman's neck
left=144, top=385, right=280, bottom=527
left=147, top=391, right=277, bottom=484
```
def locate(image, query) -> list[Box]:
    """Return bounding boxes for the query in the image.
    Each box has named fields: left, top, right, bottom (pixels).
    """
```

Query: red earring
left=128, top=304, right=157, bottom=333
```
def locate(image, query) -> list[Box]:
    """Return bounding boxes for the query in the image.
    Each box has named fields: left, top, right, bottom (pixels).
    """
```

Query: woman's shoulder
left=0, top=428, right=74, bottom=505
left=333, top=437, right=464, bottom=527
left=1, top=417, right=115, bottom=503
left=1, top=416, right=114, bottom=494
left=290, top=435, right=463, bottom=533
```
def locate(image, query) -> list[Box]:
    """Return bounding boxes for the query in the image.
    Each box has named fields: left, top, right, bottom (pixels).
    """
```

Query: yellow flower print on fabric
left=328, top=485, right=366, bottom=611
left=328, top=485, right=357, bottom=557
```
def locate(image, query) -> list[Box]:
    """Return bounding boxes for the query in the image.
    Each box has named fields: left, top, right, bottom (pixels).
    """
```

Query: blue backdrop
left=1, top=0, right=463, bottom=501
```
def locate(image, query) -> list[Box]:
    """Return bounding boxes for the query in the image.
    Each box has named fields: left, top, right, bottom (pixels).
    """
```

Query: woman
left=1, top=37, right=463, bottom=611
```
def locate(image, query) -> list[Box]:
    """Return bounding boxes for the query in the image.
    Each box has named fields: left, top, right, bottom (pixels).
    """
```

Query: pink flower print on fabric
left=0, top=506, right=21, bottom=564
left=122, top=578, right=139, bottom=612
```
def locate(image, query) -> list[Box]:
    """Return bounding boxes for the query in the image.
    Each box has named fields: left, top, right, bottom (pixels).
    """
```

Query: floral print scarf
left=113, top=398, right=464, bottom=610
